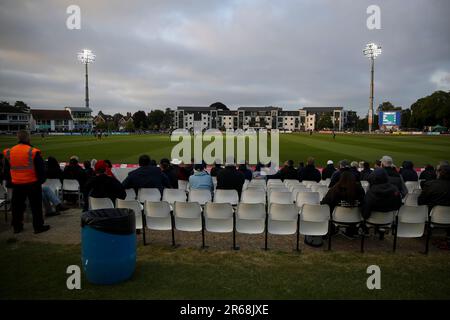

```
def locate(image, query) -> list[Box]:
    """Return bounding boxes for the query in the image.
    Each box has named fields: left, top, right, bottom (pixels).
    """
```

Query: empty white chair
left=269, top=191, right=293, bottom=205
left=89, top=197, right=114, bottom=210
left=267, top=179, right=283, bottom=186
left=162, top=189, right=187, bottom=206
left=242, top=179, right=250, bottom=191
left=236, top=203, right=266, bottom=234
left=112, top=167, right=134, bottom=183
left=299, top=204, right=330, bottom=237
left=214, top=189, right=239, bottom=205
left=320, top=178, right=331, bottom=186
left=138, top=188, right=161, bottom=202
left=291, top=187, right=311, bottom=203
left=62, top=179, right=81, bottom=206
left=144, top=201, right=175, bottom=246
left=395, top=205, right=428, bottom=238
left=302, top=180, right=318, bottom=188
left=284, top=179, right=300, bottom=187
left=178, top=180, right=188, bottom=191
left=267, top=203, right=299, bottom=250
left=116, top=199, right=144, bottom=230
left=296, top=192, right=320, bottom=210
left=248, top=179, right=266, bottom=191
left=241, top=189, right=266, bottom=204
left=311, top=185, right=329, bottom=200
left=426, top=205, right=450, bottom=254
left=125, top=188, right=137, bottom=200
left=188, top=189, right=212, bottom=205
left=245, top=186, right=266, bottom=193
left=405, top=181, right=419, bottom=194
left=204, top=202, right=234, bottom=233
left=173, top=202, right=203, bottom=246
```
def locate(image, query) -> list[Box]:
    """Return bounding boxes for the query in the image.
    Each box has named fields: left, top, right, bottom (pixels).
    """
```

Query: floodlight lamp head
left=363, top=43, right=382, bottom=59
left=77, top=49, right=95, bottom=64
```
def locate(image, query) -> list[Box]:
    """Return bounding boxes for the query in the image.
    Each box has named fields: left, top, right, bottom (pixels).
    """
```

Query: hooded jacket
left=189, top=170, right=214, bottom=192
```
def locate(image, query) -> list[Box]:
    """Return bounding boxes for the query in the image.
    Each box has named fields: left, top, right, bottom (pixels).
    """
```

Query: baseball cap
left=327, top=160, right=334, bottom=165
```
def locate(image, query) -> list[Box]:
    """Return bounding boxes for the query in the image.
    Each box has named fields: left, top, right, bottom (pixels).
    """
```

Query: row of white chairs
left=88, top=195, right=450, bottom=254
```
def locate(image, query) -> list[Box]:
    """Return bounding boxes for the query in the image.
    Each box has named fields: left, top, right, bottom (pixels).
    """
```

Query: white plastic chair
left=241, top=189, right=266, bottom=204
left=269, top=191, right=293, bottom=205
left=43, top=179, right=62, bottom=196
left=62, top=179, right=81, bottom=207
left=296, top=191, right=320, bottom=210
left=188, top=189, right=212, bottom=206
left=394, top=205, right=428, bottom=251
left=320, top=178, right=331, bottom=186
left=162, top=189, right=187, bottom=207
left=214, top=189, right=239, bottom=206
left=88, top=197, right=114, bottom=210
left=311, top=185, right=328, bottom=200
left=236, top=203, right=266, bottom=236
left=362, top=210, right=397, bottom=253
left=426, top=205, right=450, bottom=254
left=284, top=179, right=300, bottom=188
left=267, top=203, right=299, bottom=250
left=329, top=206, right=363, bottom=251
left=138, top=188, right=161, bottom=203
left=173, top=202, right=204, bottom=247
left=116, top=199, right=145, bottom=237
left=299, top=204, right=330, bottom=237
left=405, top=181, right=419, bottom=194
left=302, top=180, right=318, bottom=188
left=144, top=201, right=175, bottom=246
left=125, top=188, right=137, bottom=200
left=204, top=202, right=235, bottom=248
left=178, top=180, right=188, bottom=191
left=404, top=193, right=419, bottom=206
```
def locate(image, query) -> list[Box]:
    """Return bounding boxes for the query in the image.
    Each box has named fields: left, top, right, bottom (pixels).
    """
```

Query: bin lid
left=81, top=208, right=136, bottom=235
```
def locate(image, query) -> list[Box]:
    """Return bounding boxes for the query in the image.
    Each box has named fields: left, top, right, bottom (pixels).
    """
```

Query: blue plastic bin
left=81, top=208, right=136, bottom=285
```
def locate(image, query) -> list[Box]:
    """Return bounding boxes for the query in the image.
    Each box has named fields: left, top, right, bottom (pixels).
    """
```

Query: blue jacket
left=189, top=171, right=213, bottom=192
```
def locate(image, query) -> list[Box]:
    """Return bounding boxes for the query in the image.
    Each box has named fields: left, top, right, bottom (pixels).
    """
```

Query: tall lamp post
left=77, top=49, right=95, bottom=108
left=363, top=43, right=382, bottom=133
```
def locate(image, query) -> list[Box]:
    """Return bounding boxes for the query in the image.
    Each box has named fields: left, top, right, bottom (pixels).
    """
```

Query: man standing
left=3, top=130, right=50, bottom=234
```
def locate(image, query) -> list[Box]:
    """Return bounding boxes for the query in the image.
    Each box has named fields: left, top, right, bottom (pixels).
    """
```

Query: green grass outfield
left=1, top=133, right=449, bottom=166
left=1, top=241, right=449, bottom=299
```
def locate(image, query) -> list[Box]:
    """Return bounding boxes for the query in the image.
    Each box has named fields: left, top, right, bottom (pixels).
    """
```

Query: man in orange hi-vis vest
left=3, top=130, right=50, bottom=234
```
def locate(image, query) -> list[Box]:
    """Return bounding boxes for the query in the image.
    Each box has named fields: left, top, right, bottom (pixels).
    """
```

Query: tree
left=209, top=102, right=229, bottom=110
left=163, top=108, right=173, bottom=130
left=95, top=122, right=107, bottom=130
left=148, top=110, right=165, bottom=130
left=125, top=120, right=135, bottom=132
left=409, top=91, right=450, bottom=129
left=107, top=121, right=117, bottom=131
left=317, top=113, right=333, bottom=130
left=401, top=109, right=411, bottom=128
left=112, top=113, right=124, bottom=127
left=133, top=110, right=148, bottom=129
left=378, top=101, right=401, bottom=112
left=14, top=101, right=30, bottom=112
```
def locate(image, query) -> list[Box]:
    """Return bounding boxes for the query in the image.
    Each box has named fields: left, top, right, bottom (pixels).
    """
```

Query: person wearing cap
left=380, top=155, right=408, bottom=197
left=363, top=168, right=402, bottom=223
left=160, top=158, right=178, bottom=189
left=321, top=160, right=336, bottom=180
left=216, top=158, right=245, bottom=198
left=189, top=163, right=214, bottom=194
left=298, top=157, right=321, bottom=182
left=122, top=154, right=170, bottom=195
left=83, top=160, right=126, bottom=211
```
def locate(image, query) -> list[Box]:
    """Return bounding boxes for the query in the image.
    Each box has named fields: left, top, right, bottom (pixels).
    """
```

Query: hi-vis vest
left=3, top=144, right=40, bottom=184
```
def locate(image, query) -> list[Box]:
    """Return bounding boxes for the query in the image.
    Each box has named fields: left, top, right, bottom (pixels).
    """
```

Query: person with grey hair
left=350, top=161, right=361, bottom=182
left=380, top=155, right=408, bottom=197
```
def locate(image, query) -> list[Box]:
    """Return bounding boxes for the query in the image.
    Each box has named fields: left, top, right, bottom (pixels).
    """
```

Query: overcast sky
left=1, top=0, right=449, bottom=116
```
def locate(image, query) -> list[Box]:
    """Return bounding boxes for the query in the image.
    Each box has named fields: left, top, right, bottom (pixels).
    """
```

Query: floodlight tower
left=363, top=43, right=382, bottom=133
left=77, top=49, right=96, bottom=107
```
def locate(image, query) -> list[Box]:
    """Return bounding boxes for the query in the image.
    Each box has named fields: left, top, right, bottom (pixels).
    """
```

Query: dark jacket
left=384, top=167, right=408, bottom=197
left=350, top=167, right=361, bottom=182
left=210, top=166, right=223, bottom=177
left=400, top=168, right=418, bottom=182
left=419, top=168, right=437, bottom=182
left=85, top=174, right=126, bottom=204
left=360, top=168, right=373, bottom=181
left=2, top=145, right=46, bottom=186
left=238, top=168, right=253, bottom=181
left=63, top=164, right=87, bottom=189
left=329, top=168, right=357, bottom=188
left=269, top=165, right=297, bottom=181
left=418, top=179, right=450, bottom=208
left=216, top=166, right=245, bottom=197
left=46, top=164, right=63, bottom=181
left=321, top=184, right=365, bottom=213
left=122, top=165, right=170, bottom=194
left=162, top=166, right=178, bottom=189
left=362, top=182, right=402, bottom=219
left=298, top=164, right=321, bottom=182
left=84, top=168, right=95, bottom=179
left=321, top=164, right=336, bottom=180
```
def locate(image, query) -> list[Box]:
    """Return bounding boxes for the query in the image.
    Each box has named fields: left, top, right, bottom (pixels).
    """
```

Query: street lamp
left=363, top=43, right=382, bottom=133
left=77, top=49, right=95, bottom=108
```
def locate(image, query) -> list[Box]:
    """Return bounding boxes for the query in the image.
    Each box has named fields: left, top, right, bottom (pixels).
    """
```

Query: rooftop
left=31, top=109, right=72, bottom=121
